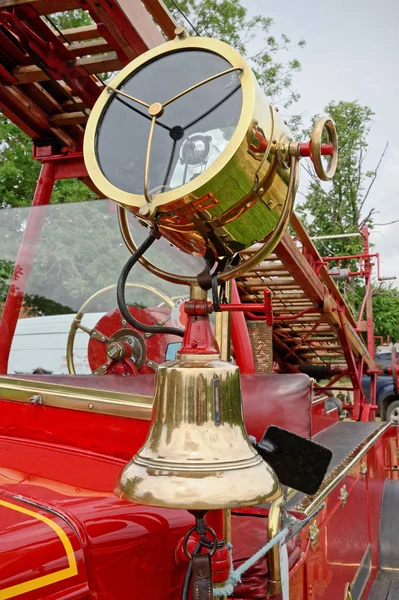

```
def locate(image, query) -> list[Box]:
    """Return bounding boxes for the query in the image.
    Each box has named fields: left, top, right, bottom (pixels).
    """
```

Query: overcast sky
left=244, top=0, right=399, bottom=287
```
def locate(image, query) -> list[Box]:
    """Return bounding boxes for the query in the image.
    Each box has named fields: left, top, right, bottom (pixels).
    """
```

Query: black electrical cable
left=117, top=229, right=185, bottom=338
left=168, top=0, right=201, bottom=36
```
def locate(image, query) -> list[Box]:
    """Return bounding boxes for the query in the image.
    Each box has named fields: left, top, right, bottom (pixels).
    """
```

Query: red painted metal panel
left=0, top=429, right=193, bottom=599
left=311, top=401, right=339, bottom=436
left=0, top=491, right=88, bottom=599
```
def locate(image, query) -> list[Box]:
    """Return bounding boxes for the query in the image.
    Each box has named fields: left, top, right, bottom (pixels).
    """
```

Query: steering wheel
left=67, top=283, right=175, bottom=375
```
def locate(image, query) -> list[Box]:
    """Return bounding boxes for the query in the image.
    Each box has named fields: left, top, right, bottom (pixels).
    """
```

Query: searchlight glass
left=95, top=50, right=242, bottom=195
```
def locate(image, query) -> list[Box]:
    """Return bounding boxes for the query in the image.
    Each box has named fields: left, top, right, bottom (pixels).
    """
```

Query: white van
left=8, top=313, right=105, bottom=375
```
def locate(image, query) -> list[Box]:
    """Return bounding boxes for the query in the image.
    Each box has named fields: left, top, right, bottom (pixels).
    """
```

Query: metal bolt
left=102, top=365, right=107, bottom=372
left=147, top=361, right=153, bottom=367
left=144, top=333, right=151, bottom=339
left=88, top=403, right=93, bottom=410
left=258, top=187, right=264, bottom=195
left=122, top=319, right=127, bottom=326
left=101, top=336, right=106, bottom=342
left=28, top=394, right=43, bottom=405
left=175, top=25, right=188, bottom=39
left=139, top=204, right=151, bottom=217
left=127, top=338, right=133, bottom=344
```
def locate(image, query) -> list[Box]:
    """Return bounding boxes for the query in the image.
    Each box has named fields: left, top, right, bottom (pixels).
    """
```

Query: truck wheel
left=386, top=400, right=399, bottom=424
left=325, top=396, right=343, bottom=414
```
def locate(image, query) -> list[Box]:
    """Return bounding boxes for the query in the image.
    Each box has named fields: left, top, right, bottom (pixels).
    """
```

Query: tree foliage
left=372, top=286, right=399, bottom=343
left=0, top=259, right=13, bottom=302
left=297, top=100, right=398, bottom=344
left=164, top=0, right=305, bottom=107
left=0, top=115, right=97, bottom=209
left=297, top=100, right=387, bottom=259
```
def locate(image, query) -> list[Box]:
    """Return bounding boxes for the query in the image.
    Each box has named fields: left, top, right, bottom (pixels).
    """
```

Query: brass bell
left=117, top=304, right=279, bottom=510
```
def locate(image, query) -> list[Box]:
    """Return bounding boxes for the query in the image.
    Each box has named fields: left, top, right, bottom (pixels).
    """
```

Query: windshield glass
left=0, top=199, right=205, bottom=374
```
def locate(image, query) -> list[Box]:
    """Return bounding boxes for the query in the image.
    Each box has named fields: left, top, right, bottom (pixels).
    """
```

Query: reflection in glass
left=1, top=200, right=206, bottom=374
left=96, top=50, right=242, bottom=195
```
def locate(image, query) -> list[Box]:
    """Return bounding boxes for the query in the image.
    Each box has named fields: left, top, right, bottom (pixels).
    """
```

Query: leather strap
left=192, top=553, right=213, bottom=600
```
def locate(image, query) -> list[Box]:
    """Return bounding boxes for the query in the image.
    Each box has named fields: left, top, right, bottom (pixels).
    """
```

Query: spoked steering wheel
left=67, top=283, right=175, bottom=375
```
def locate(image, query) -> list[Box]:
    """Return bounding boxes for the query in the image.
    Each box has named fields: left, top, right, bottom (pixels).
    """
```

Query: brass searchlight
left=85, top=35, right=338, bottom=260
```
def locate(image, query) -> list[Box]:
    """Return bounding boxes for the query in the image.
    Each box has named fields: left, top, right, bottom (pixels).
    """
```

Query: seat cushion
left=2, top=372, right=312, bottom=439
left=240, top=373, right=312, bottom=440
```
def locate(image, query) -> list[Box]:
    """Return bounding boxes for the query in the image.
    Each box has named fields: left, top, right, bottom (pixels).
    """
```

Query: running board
left=368, top=480, right=399, bottom=599
left=367, top=572, right=399, bottom=600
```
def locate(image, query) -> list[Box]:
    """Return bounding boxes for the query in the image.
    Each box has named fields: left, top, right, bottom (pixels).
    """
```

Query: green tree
left=0, top=115, right=97, bottom=209
left=297, top=100, right=399, bottom=343
left=0, top=259, right=14, bottom=303
left=372, top=286, right=399, bottom=343
left=297, top=100, right=388, bottom=259
left=165, top=0, right=305, bottom=107
left=50, top=8, right=92, bottom=30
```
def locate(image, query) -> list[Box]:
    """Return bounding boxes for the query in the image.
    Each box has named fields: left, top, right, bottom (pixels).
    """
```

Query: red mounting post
left=298, top=141, right=334, bottom=159
left=0, top=162, right=55, bottom=374
left=179, top=300, right=219, bottom=355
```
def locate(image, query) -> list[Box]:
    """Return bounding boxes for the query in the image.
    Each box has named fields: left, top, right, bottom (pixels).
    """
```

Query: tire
left=385, top=400, right=399, bottom=424
left=325, top=396, right=343, bottom=414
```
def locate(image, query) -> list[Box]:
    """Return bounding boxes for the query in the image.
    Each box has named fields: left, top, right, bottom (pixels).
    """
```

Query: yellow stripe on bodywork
left=0, top=499, right=78, bottom=599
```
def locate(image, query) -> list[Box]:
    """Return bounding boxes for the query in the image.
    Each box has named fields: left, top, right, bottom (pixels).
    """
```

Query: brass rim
left=67, top=283, right=174, bottom=375
left=83, top=36, right=252, bottom=214
left=254, top=104, right=275, bottom=183
left=311, top=117, right=338, bottom=181
left=118, top=156, right=298, bottom=285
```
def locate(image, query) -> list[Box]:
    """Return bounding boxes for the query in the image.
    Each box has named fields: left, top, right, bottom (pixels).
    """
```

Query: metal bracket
left=28, top=394, right=43, bottom=405
left=339, top=484, right=348, bottom=507
left=360, top=462, right=367, bottom=480
left=344, top=582, right=353, bottom=600
left=283, top=503, right=325, bottom=543
left=309, top=520, right=320, bottom=549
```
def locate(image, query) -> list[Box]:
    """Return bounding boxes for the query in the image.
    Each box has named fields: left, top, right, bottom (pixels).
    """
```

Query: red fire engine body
left=0, top=2, right=398, bottom=600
